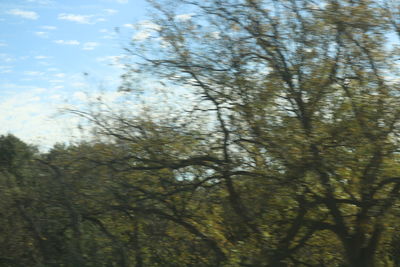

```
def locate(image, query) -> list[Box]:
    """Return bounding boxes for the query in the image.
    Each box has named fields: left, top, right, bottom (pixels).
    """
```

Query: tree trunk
left=343, top=225, right=382, bottom=267
left=346, top=250, right=376, bottom=267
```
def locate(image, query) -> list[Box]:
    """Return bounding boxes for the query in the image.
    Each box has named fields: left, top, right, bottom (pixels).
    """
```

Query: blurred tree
left=2, top=0, right=400, bottom=266
left=85, top=0, right=400, bottom=266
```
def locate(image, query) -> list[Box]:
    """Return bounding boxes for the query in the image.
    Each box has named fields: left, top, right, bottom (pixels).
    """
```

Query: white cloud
left=50, top=94, right=62, bottom=99
left=38, top=61, right=51, bottom=66
left=30, top=96, right=41, bottom=102
left=54, top=73, right=65, bottom=78
left=1, top=88, right=134, bottom=140
left=97, top=56, right=112, bottom=62
left=24, top=71, right=44, bottom=76
left=123, top=23, right=134, bottom=29
left=49, top=79, right=64, bottom=83
left=0, top=66, right=12, bottom=73
left=133, top=31, right=151, bottom=41
left=41, top=25, right=57, bottom=30
left=138, top=20, right=161, bottom=31
left=58, top=13, right=107, bottom=24
left=102, top=35, right=115, bottom=40
left=0, top=86, right=84, bottom=150
left=72, top=90, right=125, bottom=105
left=99, top=29, right=116, bottom=39
left=130, top=21, right=162, bottom=42
left=35, top=31, right=48, bottom=38
left=73, top=91, right=88, bottom=102
left=35, top=55, right=50, bottom=59
left=0, top=42, right=7, bottom=47
left=0, top=54, right=14, bottom=63
left=71, top=82, right=86, bottom=88
left=26, top=0, right=54, bottom=4
left=210, top=31, right=221, bottom=39
left=83, top=42, right=99, bottom=50
left=58, top=13, right=93, bottom=24
left=116, top=0, right=128, bottom=3
left=54, top=40, right=80, bottom=45
left=104, top=9, right=118, bottom=15
left=96, top=55, right=125, bottom=68
left=7, top=9, right=39, bottom=20
left=175, top=13, right=194, bottom=21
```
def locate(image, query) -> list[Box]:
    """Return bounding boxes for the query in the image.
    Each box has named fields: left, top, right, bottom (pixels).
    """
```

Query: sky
left=0, top=0, right=152, bottom=149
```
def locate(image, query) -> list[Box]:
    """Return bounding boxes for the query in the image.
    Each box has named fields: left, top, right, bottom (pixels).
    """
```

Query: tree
left=73, top=0, right=400, bottom=266
left=2, top=2, right=400, bottom=264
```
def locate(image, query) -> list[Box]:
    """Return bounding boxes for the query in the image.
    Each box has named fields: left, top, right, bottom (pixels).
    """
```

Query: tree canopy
left=2, top=0, right=400, bottom=266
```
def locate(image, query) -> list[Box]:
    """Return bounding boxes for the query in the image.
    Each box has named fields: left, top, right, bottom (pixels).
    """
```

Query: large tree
left=70, top=0, right=400, bottom=266
left=2, top=1, right=400, bottom=265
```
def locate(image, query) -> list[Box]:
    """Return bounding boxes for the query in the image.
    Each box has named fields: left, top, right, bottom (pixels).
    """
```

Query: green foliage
left=2, top=0, right=400, bottom=266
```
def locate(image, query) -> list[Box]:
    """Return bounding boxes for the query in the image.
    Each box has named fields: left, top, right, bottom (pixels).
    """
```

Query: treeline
left=3, top=0, right=400, bottom=266
left=1, top=125, right=398, bottom=267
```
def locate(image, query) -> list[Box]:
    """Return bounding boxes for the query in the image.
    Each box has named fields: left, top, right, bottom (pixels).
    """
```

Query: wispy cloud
left=137, top=20, right=161, bottom=31
left=175, top=13, right=194, bottom=21
left=54, top=40, right=80, bottom=45
left=58, top=13, right=107, bottom=24
left=83, top=42, right=99, bottom=50
left=104, top=9, right=118, bottom=15
left=99, top=29, right=116, bottom=39
left=54, top=73, right=65, bottom=78
left=122, top=21, right=162, bottom=31
left=71, top=82, right=87, bottom=88
left=130, top=21, right=161, bottom=42
left=41, top=25, right=57, bottom=30
left=58, top=13, right=93, bottom=24
left=49, top=79, right=64, bottom=83
left=123, top=23, right=134, bottom=29
left=73, top=91, right=88, bottom=102
left=35, top=55, right=50, bottom=60
left=97, top=55, right=125, bottom=68
left=133, top=31, right=151, bottom=41
left=0, top=42, right=7, bottom=47
left=24, top=71, right=44, bottom=76
left=7, top=9, right=39, bottom=20
left=0, top=85, right=83, bottom=150
left=0, top=65, right=13, bottom=74
left=35, top=31, right=49, bottom=38
left=26, top=0, right=54, bottom=4
left=0, top=53, right=14, bottom=63
left=116, top=0, right=129, bottom=3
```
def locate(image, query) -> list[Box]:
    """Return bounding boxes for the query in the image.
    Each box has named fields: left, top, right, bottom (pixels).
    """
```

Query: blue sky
left=0, top=0, right=151, bottom=148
